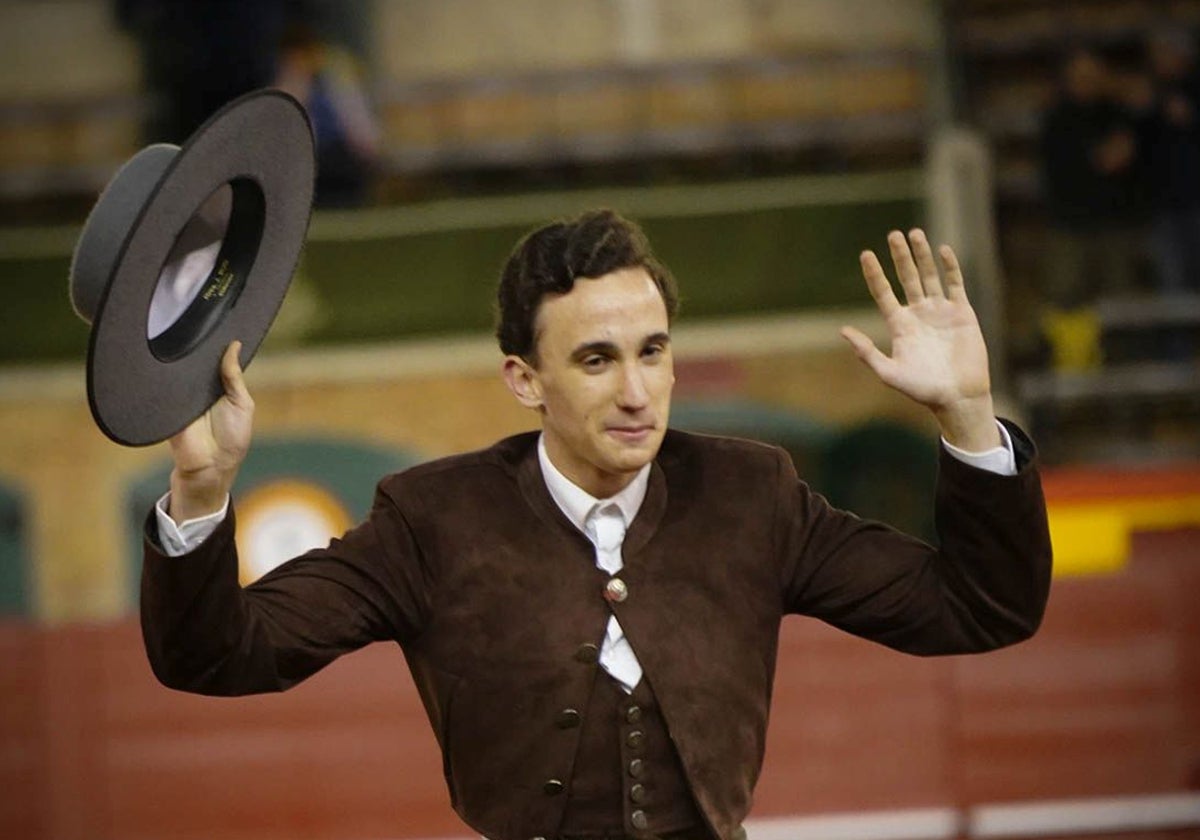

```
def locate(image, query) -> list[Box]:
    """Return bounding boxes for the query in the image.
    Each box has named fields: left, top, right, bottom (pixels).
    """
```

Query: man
left=1038, top=47, right=1145, bottom=369
left=116, top=0, right=288, bottom=144
left=1141, top=27, right=1200, bottom=296
left=142, top=210, right=1052, bottom=840
left=1135, top=27, right=1200, bottom=360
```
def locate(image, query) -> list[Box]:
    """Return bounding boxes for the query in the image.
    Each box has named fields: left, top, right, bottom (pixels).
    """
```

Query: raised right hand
left=167, top=341, right=255, bottom=521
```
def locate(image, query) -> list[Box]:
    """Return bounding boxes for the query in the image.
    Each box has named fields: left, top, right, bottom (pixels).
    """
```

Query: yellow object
left=1041, top=308, right=1102, bottom=371
left=1047, top=494, right=1200, bottom=576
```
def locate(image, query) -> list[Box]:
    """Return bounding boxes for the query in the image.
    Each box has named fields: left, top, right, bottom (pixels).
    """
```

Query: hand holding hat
left=70, top=89, right=316, bottom=447
left=166, top=340, right=254, bottom=521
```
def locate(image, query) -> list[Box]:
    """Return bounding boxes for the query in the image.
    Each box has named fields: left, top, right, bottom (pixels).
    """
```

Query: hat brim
left=86, top=89, right=314, bottom=446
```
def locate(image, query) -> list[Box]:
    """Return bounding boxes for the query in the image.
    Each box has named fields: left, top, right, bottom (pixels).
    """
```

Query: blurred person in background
left=275, top=21, right=380, bottom=208
left=115, top=0, right=289, bottom=144
left=140, top=212, right=1052, bottom=840
left=1038, top=47, right=1146, bottom=371
left=1139, top=26, right=1200, bottom=298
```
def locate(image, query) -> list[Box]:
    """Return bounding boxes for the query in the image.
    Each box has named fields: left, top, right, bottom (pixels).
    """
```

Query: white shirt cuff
left=154, top=492, right=229, bottom=557
left=941, top=420, right=1017, bottom=476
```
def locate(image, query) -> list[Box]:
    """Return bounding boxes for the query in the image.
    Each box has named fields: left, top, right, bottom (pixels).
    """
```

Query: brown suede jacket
left=141, top=425, right=1052, bottom=840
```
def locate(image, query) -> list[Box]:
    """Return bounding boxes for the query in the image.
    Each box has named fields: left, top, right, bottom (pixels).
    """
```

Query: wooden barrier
left=2, top=530, right=1197, bottom=839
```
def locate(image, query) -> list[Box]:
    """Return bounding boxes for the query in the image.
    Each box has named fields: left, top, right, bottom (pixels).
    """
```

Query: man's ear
left=502, top=355, right=543, bottom=409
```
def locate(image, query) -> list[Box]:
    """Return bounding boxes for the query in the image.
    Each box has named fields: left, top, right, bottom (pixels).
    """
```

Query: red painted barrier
left=3, top=536, right=1198, bottom=839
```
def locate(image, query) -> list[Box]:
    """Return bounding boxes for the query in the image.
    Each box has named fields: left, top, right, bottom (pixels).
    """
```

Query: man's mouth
left=606, top=424, right=655, bottom=443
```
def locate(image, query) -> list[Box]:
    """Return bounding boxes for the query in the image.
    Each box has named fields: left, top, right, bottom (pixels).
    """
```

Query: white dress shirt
left=944, top=421, right=1016, bottom=474
left=156, top=493, right=229, bottom=556
left=536, top=435, right=649, bottom=693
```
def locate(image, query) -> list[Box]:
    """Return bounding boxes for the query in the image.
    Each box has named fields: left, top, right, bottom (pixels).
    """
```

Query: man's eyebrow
left=569, top=340, right=620, bottom=361
left=569, top=333, right=672, bottom=361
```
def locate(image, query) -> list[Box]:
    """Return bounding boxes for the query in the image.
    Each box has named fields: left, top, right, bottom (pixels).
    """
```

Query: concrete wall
left=0, top=1, right=937, bottom=188
left=0, top=0, right=937, bottom=100
left=0, top=2, right=138, bottom=101
left=375, top=0, right=937, bottom=80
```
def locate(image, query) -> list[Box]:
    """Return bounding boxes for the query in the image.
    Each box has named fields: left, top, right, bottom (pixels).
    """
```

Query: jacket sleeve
left=140, top=479, right=428, bottom=695
left=777, top=420, right=1053, bottom=655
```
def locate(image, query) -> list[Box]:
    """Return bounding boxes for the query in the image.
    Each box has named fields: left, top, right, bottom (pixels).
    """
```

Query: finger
left=908, top=228, right=944, bottom=298
left=938, top=244, right=969, bottom=302
left=840, top=326, right=896, bottom=382
left=859, top=249, right=902, bottom=317
left=887, top=229, right=924, bottom=303
left=219, top=340, right=252, bottom=407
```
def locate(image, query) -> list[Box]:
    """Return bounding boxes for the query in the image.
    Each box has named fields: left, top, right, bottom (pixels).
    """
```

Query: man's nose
left=617, top=362, right=650, bottom=408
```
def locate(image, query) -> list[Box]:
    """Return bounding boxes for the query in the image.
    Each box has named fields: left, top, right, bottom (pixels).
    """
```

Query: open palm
left=841, top=229, right=998, bottom=451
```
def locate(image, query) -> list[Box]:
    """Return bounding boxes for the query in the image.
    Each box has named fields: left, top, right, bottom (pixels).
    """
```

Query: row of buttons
left=607, top=575, right=644, bottom=835
left=540, top=643, right=650, bottom=826
left=625, top=701, right=648, bottom=830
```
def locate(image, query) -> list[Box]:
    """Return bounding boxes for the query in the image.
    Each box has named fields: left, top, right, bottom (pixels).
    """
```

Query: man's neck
left=541, top=439, right=639, bottom=499
left=536, top=434, right=651, bottom=531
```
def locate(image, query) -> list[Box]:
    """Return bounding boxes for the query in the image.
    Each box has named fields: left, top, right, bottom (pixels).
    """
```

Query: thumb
left=840, top=326, right=893, bottom=380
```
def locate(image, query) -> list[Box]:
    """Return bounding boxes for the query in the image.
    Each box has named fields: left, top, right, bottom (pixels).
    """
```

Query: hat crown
left=69, top=143, right=179, bottom=324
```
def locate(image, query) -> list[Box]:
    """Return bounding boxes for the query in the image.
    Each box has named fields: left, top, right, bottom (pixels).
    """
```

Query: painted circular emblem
left=235, top=480, right=351, bottom=585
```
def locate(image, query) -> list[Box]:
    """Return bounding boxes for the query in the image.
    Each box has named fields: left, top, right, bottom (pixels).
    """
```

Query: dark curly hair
left=495, top=209, right=680, bottom=361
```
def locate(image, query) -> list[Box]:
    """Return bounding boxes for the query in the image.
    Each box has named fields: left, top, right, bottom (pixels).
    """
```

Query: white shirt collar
left=537, top=433, right=650, bottom=532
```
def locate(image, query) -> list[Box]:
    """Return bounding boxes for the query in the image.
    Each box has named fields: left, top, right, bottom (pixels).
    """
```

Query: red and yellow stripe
left=1041, top=465, right=1200, bottom=576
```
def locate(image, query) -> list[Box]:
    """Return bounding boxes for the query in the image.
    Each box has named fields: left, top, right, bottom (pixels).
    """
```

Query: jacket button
left=574, top=643, right=600, bottom=664
left=625, top=705, right=642, bottom=724
left=630, top=782, right=647, bottom=803
left=555, top=708, right=581, bottom=729
left=626, top=729, right=645, bottom=750
left=604, top=577, right=628, bottom=603
left=631, top=810, right=648, bottom=830
left=628, top=758, right=644, bottom=778
left=543, top=779, right=564, bottom=796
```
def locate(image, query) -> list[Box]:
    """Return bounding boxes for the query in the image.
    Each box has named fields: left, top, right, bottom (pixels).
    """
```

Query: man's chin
left=606, top=431, right=663, bottom=468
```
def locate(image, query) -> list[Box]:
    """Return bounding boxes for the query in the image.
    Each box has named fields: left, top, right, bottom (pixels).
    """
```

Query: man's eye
left=643, top=344, right=664, bottom=359
left=582, top=356, right=609, bottom=370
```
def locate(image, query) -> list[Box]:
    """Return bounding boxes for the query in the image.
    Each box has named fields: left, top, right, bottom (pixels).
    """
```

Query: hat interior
left=147, top=177, right=265, bottom=362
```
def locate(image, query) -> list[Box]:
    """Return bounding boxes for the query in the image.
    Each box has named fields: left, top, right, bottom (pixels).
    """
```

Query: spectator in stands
left=275, top=22, right=380, bottom=208
left=1138, top=26, right=1200, bottom=297
left=116, top=0, right=289, bottom=144
left=1038, top=47, right=1146, bottom=370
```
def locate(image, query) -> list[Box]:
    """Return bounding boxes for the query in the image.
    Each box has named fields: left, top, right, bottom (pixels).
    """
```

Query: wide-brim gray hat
left=70, top=88, right=315, bottom=446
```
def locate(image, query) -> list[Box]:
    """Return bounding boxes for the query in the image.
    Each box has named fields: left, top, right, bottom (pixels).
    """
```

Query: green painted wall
left=3, top=178, right=919, bottom=363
